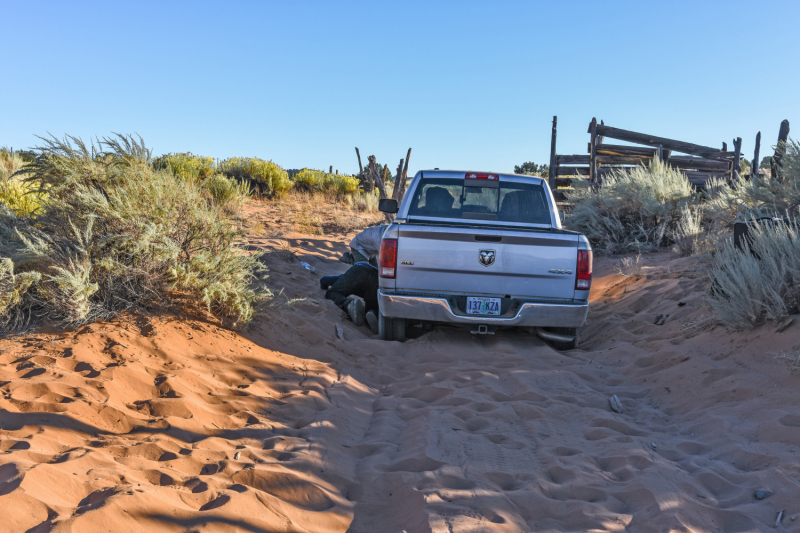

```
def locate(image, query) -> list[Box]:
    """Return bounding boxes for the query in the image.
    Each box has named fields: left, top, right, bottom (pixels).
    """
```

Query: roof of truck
left=417, top=170, right=544, bottom=182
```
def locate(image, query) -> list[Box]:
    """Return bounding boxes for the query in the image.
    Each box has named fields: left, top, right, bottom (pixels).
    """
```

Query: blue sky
left=2, top=1, right=799, bottom=175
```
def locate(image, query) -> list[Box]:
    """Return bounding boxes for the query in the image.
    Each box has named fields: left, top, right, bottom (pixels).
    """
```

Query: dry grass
left=266, top=190, right=384, bottom=236
left=776, top=350, right=800, bottom=373
left=615, top=253, right=643, bottom=278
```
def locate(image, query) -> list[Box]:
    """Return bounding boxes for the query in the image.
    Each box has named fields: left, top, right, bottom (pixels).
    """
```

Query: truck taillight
left=380, top=239, right=398, bottom=278
left=576, top=250, right=592, bottom=290
left=465, top=172, right=499, bottom=180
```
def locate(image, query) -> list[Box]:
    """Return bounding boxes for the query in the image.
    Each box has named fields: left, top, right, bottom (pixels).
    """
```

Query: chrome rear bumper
left=378, top=290, right=589, bottom=328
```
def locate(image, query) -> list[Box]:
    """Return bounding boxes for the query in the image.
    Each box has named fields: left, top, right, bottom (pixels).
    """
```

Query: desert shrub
left=705, top=139, right=800, bottom=227
left=672, top=203, right=704, bottom=256
left=219, top=157, right=291, bottom=198
left=153, top=152, right=215, bottom=181
left=202, top=173, right=251, bottom=214
left=706, top=218, right=800, bottom=330
left=17, top=134, right=153, bottom=195
left=324, top=173, right=360, bottom=196
left=348, top=190, right=379, bottom=212
left=1, top=134, right=269, bottom=330
left=615, top=253, right=643, bottom=278
left=293, top=169, right=360, bottom=197
left=0, top=151, right=46, bottom=217
left=292, top=169, right=324, bottom=191
left=0, top=256, right=41, bottom=324
left=565, top=158, right=697, bottom=254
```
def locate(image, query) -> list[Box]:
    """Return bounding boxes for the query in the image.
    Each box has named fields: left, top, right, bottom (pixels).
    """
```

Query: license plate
left=466, top=297, right=501, bottom=315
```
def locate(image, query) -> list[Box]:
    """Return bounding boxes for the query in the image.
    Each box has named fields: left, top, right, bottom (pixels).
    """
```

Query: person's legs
left=325, top=263, right=374, bottom=326
left=319, top=275, right=342, bottom=290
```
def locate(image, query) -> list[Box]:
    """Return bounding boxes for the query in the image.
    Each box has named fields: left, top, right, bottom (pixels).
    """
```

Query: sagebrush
left=1, top=134, right=268, bottom=331
left=706, top=219, right=800, bottom=330
left=565, top=158, right=698, bottom=254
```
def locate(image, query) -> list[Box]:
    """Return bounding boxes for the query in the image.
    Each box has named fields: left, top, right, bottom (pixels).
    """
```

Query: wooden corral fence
left=548, top=117, right=743, bottom=202
left=547, top=117, right=792, bottom=204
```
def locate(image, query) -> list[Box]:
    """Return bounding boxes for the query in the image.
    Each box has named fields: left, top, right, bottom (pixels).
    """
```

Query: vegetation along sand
left=2, top=135, right=800, bottom=532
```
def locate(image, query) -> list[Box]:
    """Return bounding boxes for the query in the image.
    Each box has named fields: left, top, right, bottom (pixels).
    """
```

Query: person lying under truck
left=322, top=262, right=379, bottom=333
left=343, top=224, right=387, bottom=265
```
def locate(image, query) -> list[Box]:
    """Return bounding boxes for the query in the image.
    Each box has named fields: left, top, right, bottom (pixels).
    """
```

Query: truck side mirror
left=379, top=198, right=398, bottom=214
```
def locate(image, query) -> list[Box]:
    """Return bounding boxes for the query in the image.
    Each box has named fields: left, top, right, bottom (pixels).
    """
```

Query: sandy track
left=2, top=230, right=800, bottom=532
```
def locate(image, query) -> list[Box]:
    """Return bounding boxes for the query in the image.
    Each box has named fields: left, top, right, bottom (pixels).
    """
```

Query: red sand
left=2, top=225, right=800, bottom=532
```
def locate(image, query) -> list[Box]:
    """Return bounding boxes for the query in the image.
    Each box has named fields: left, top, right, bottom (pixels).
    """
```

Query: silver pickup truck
left=376, top=170, right=592, bottom=349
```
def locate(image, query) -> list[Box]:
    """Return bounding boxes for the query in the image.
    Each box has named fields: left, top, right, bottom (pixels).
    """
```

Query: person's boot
left=346, top=298, right=365, bottom=326
left=365, top=310, right=378, bottom=334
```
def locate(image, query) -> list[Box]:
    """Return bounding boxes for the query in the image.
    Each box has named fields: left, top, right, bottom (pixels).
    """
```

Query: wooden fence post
left=752, top=131, right=761, bottom=178
left=392, top=159, right=404, bottom=200
left=732, top=137, right=742, bottom=183
left=548, top=116, right=557, bottom=189
left=771, top=120, right=790, bottom=180
left=657, top=144, right=663, bottom=162
left=369, top=156, right=387, bottom=198
left=355, top=147, right=366, bottom=189
left=329, top=165, right=332, bottom=174
left=398, top=148, right=412, bottom=201
left=588, top=118, right=598, bottom=184
left=722, top=142, right=727, bottom=151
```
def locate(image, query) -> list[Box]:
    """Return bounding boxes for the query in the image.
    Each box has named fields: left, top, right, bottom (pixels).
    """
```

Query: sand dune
left=2, top=223, right=800, bottom=532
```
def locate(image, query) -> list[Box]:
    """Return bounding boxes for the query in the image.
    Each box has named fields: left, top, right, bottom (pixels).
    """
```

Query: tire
left=379, top=311, right=406, bottom=342
left=543, top=327, right=578, bottom=351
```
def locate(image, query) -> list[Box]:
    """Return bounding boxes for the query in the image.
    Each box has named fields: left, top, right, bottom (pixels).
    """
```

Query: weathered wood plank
left=557, top=154, right=590, bottom=165
left=596, top=144, right=658, bottom=157
left=555, top=177, right=577, bottom=188
left=595, top=124, right=736, bottom=160
left=596, top=155, right=651, bottom=165
left=552, top=189, right=569, bottom=202
left=548, top=116, right=558, bottom=188
left=683, top=170, right=730, bottom=181
left=668, top=156, right=731, bottom=171
left=556, top=166, right=590, bottom=176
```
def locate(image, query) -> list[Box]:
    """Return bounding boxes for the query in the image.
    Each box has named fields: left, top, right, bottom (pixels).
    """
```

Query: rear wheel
left=542, top=327, right=578, bottom=351
left=379, top=311, right=406, bottom=342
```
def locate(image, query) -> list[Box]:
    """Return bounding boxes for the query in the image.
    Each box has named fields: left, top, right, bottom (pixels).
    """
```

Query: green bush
left=153, top=152, right=215, bottom=181
left=1, top=134, right=270, bottom=330
left=565, top=158, right=697, bottom=254
left=293, top=169, right=360, bottom=197
left=0, top=150, right=47, bottom=217
left=219, top=157, right=291, bottom=198
left=202, top=173, right=251, bottom=214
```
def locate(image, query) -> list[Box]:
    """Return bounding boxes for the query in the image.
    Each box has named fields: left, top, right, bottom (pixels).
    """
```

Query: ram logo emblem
left=548, top=269, right=573, bottom=275
left=479, top=250, right=496, bottom=267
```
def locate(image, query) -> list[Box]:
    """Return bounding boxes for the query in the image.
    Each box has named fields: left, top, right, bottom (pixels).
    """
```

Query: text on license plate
left=466, top=297, right=501, bottom=315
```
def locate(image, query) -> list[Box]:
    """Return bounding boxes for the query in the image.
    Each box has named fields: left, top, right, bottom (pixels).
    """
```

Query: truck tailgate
left=395, top=225, right=578, bottom=299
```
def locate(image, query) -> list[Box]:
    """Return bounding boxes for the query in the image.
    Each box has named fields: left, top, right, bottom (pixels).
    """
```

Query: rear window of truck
left=406, top=178, right=551, bottom=224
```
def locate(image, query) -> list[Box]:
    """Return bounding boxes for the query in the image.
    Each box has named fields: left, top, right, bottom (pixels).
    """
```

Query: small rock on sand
left=609, top=395, right=623, bottom=414
left=755, top=488, right=773, bottom=500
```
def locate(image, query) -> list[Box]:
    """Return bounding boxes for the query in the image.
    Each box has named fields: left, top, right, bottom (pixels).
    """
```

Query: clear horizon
left=3, top=0, right=799, bottom=175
